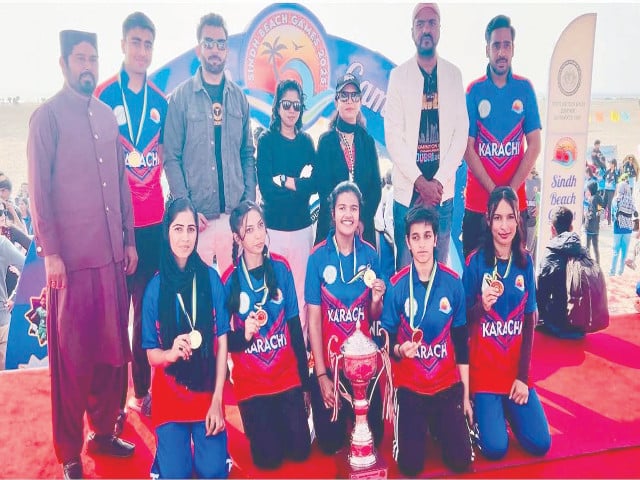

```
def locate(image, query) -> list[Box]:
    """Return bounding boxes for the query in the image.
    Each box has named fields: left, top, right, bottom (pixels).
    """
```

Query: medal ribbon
left=176, top=277, right=197, bottom=332
left=332, top=236, right=363, bottom=284
left=241, top=256, right=269, bottom=308
left=408, top=261, right=437, bottom=331
left=118, top=71, right=148, bottom=150
left=492, top=254, right=513, bottom=280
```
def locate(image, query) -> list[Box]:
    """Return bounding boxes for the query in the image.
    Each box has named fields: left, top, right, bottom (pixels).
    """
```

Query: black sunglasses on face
left=279, top=100, right=302, bottom=112
left=337, top=91, right=361, bottom=103
left=200, top=38, right=227, bottom=51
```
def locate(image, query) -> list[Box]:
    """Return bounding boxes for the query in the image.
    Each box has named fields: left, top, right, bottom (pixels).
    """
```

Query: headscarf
left=158, top=198, right=216, bottom=392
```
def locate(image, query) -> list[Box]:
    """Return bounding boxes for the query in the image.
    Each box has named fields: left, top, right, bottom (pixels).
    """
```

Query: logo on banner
left=558, top=59, right=581, bottom=97
left=24, top=288, right=48, bottom=347
left=243, top=7, right=331, bottom=95
left=553, top=137, right=578, bottom=167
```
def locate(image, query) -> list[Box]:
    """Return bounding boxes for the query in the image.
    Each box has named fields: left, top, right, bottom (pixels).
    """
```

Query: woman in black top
left=313, top=73, right=381, bottom=246
left=256, top=79, right=316, bottom=338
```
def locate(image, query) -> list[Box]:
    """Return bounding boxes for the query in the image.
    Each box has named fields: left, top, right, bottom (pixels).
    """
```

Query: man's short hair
left=0, top=178, right=12, bottom=193
left=122, top=12, right=156, bottom=40
left=551, top=206, right=573, bottom=234
left=197, top=13, right=228, bottom=41
left=404, top=206, right=439, bottom=238
left=594, top=139, right=601, bottom=146
left=485, top=14, right=516, bottom=43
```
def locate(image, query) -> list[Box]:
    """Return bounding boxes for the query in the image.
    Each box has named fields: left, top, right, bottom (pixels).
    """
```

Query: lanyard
left=493, top=254, right=513, bottom=280
left=332, top=235, right=361, bottom=284
left=118, top=71, right=148, bottom=149
left=408, top=262, right=437, bottom=331
left=241, top=256, right=269, bottom=307
left=176, top=277, right=197, bottom=331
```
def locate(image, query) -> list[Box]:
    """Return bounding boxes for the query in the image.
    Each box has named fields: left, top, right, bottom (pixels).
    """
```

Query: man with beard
left=385, top=3, right=468, bottom=271
left=462, top=15, right=541, bottom=258
left=164, top=13, right=256, bottom=274
left=95, top=11, right=167, bottom=429
left=27, top=30, right=138, bottom=479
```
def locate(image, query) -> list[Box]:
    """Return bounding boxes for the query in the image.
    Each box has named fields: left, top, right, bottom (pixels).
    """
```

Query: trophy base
left=337, top=450, right=388, bottom=480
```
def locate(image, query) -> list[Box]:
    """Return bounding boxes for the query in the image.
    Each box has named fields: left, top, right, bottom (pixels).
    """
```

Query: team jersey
left=141, top=268, right=230, bottom=428
left=463, top=249, right=537, bottom=394
left=96, top=69, right=167, bottom=227
left=381, top=262, right=465, bottom=395
left=465, top=67, right=541, bottom=213
left=221, top=253, right=301, bottom=402
left=305, top=233, right=381, bottom=368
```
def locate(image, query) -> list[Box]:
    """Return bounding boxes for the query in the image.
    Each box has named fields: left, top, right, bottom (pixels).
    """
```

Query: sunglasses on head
left=279, top=99, right=302, bottom=112
left=337, top=91, right=361, bottom=103
left=200, top=37, right=227, bottom=51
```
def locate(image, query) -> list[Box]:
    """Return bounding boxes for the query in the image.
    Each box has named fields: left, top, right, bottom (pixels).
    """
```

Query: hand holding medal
left=244, top=312, right=260, bottom=341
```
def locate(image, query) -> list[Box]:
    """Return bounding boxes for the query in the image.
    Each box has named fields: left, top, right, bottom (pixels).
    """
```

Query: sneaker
left=127, top=393, right=151, bottom=416
left=87, top=433, right=135, bottom=458
left=113, top=409, right=126, bottom=436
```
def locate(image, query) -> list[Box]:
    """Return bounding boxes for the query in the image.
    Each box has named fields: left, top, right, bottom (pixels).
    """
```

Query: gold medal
left=490, top=279, right=505, bottom=296
left=255, top=307, right=268, bottom=327
left=412, top=329, right=423, bottom=344
left=189, top=329, right=202, bottom=349
left=127, top=150, right=142, bottom=168
left=363, top=268, right=377, bottom=288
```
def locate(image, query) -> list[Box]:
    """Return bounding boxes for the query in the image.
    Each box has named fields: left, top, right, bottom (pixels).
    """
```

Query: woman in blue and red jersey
left=305, top=181, right=387, bottom=455
left=222, top=201, right=310, bottom=470
left=463, top=186, right=550, bottom=460
left=381, top=206, right=473, bottom=476
left=142, top=198, right=230, bottom=478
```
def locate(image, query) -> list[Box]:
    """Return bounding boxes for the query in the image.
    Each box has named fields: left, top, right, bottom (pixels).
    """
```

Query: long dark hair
left=482, top=186, right=528, bottom=269
left=158, top=198, right=216, bottom=391
left=227, top=201, right=279, bottom=315
left=269, top=79, right=305, bottom=133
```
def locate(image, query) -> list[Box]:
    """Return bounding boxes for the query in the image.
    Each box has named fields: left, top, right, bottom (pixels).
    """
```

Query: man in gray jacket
left=163, top=13, right=256, bottom=273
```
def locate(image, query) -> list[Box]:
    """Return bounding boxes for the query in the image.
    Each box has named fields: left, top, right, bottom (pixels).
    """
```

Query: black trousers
left=238, top=387, right=311, bottom=469
left=309, top=369, right=384, bottom=455
left=121, top=223, right=162, bottom=406
left=394, top=383, right=473, bottom=477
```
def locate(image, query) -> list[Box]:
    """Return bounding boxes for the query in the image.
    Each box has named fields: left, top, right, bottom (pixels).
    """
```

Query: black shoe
left=87, top=433, right=135, bottom=458
left=62, top=459, right=83, bottom=479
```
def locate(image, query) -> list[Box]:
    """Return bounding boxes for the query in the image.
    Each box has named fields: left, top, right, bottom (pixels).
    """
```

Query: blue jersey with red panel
left=381, top=262, right=465, bottom=395
left=305, top=234, right=381, bottom=367
left=141, top=268, right=229, bottom=427
left=465, top=67, right=541, bottom=213
left=96, top=69, right=167, bottom=227
left=463, top=249, right=537, bottom=394
left=221, top=253, right=301, bottom=402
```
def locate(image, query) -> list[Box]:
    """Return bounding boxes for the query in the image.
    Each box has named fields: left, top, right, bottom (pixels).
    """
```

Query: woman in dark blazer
left=313, top=73, right=381, bottom=246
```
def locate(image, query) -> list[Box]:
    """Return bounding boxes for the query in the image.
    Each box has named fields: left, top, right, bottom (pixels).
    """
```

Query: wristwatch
left=279, top=174, right=286, bottom=186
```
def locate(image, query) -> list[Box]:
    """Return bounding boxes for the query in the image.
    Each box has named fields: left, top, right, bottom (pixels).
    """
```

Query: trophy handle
left=327, top=334, right=340, bottom=362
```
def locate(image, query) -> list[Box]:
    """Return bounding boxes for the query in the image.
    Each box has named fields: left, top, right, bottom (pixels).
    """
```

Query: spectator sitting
left=536, top=207, right=587, bottom=339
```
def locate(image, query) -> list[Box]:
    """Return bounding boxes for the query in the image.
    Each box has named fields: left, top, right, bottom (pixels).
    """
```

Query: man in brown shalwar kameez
left=27, top=30, right=139, bottom=480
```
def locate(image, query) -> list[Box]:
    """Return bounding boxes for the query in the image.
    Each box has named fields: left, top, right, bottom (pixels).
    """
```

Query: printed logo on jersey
left=323, top=265, right=337, bottom=285
left=150, top=107, right=161, bottom=124
left=239, top=292, right=251, bottom=314
left=322, top=289, right=368, bottom=337
left=511, top=99, right=524, bottom=114
left=439, top=297, right=451, bottom=315
left=480, top=300, right=526, bottom=351
left=212, top=103, right=223, bottom=126
left=476, top=121, right=525, bottom=170
left=478, top=99, right=491, bottom=119
left=515, top=274, right=525, bottom=292
left=404, top=297, right=419, bottom=319
left=113, top=105, right=127, bottom=126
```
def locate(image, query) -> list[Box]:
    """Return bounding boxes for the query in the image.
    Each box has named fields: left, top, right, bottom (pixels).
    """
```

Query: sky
left=0, top=1, right=638, bottom=100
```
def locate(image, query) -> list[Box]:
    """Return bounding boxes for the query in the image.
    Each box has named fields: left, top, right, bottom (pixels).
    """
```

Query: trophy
left=328, top=321, right=393, bottom=479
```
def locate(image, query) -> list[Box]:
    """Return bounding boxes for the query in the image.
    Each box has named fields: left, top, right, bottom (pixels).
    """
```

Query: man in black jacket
left=537, top=207, right=587, bottom=339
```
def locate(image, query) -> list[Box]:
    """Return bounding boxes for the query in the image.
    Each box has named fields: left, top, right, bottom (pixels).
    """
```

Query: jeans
left=611, top=232, right=631, bottom=275
left=394, top=198, right=453, bottom=271
left=474, top=389, right=551, bottom=460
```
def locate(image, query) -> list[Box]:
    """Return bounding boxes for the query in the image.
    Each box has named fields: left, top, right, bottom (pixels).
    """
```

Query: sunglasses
left=279, top=99, right=302, bottom=112
left=200, top=37, right=227, bottom=51
left=337, top=91, right=361, bottom=103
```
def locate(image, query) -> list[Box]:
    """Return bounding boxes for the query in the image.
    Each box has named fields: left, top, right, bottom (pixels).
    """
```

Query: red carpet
left=1, top=314, right=639, bottom=478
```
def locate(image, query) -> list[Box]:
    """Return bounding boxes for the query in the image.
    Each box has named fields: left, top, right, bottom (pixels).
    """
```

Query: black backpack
left=565, top=253, right=609, bottom=333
